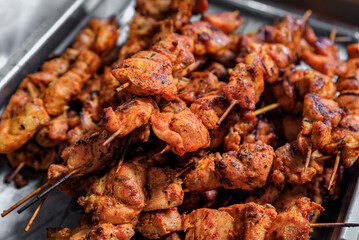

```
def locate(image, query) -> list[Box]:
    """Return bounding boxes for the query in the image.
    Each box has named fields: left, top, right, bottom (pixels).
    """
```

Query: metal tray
left=0, top=0, right=357, bottom=239
left=0, top=0, right=134, bottom=239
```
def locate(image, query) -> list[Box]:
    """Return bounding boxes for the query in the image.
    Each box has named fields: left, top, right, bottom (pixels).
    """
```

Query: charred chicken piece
left=78, top=162, right=146, bottom=224
left=136, top=207, right=182, bottom=239
left=145, top=167, right=184, bottom=211
left=0, top=98, right=50, bottom=154
left=183, top=153, right=222, bottom=192
left=150, top=108, right=210, bottom=156
left=112, top=51, right=177, bottom=100
left=272, top=141, right=325, bottom=187
left=183, top=208, right=235, bottom=240
left=266, top=198, right=324, bottom=240
left=220, top=202, right=277, bottom=240
left=216, top=143, right=274, bottom=191
left=202, top=11, right=244, bottom=34
left=104, top=97, right=158, bottom=137
left=181, top=21, right=232, bottom=56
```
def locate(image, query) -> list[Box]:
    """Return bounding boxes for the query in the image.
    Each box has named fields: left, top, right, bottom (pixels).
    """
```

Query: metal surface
left=0, top=0, right=357, bottom=239
left=0, top=0, right=134, bottom=239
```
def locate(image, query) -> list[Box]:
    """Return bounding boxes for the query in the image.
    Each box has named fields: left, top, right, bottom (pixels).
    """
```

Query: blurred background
left=0, top=0, right=72, bottom=69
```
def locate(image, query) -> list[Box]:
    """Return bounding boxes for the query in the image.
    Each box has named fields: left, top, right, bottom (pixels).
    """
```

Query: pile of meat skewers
left=0, top=0, right=358, bottom=239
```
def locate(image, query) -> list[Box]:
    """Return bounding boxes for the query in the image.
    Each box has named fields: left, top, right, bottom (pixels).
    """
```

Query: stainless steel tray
left=0, top=0, right=357, bottom=239
left=0, top=0, right=134, bottom=239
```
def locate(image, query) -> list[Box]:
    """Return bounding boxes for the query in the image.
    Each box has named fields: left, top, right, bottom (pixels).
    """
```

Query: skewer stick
left=1, top=182, right=50, bottom=217
left=328, top=151, right=341, bottom=190
left=24, top=194, right=48, bottom=232
left=330, top=29, right=337, bottom=43
left=137, top=145, right=172, bottom=164
left=116, top=82, right=131, bottom=92
left=223, top=190, right=238, bottom=207
left=103, top=128, right=123, bottom=146
left=175, top=161, right=195, bottom=178
left=5, top=161, right=25, bottom=183
left=17, top=169, right=80, bottom=214
left=216, top=100, right=238, bottom=126
left=310, top=222, right=359, bottom=228
left=334, top=36, right=352, bottom=43
left=161, top=145, right=171, bottom=154
left=254, top=103, right=280, bottom=116
left=304, top=147, right=312, bottom=171
left=116, top=134, right=131, bottom=173
left=314, top=155, right=333, bottom=161
left=301, top=9, right=312, bottom=25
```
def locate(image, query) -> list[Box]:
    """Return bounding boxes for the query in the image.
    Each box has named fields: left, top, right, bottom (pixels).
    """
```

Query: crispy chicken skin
left=216, top=143, right=274, bottom=191
left=202, top=11, right=243, bottom=34
left=0, top=98, right=50, bottom=153
left=112, top=51, right=177, bottom=100
left=220, top=203, right=277, bottom=240
left=183, top=153, right=222, bottom=192
left=78, top=163, right=146, bottom=224
left=136, top=208, right=182, bottom=239
left=266, top=198, right=324, bottom=240
left=103, top=97, right=158, bottom=135
left=150, top=108, right=210, bottom=156
left=145, top=167, right=184, bottom=211
left=183, top=208, right=235, bottom=240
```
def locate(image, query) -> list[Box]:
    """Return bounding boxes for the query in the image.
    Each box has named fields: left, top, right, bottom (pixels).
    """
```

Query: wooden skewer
left=330, top=29, right=337, bottom=43
left=5, top=161, right=25, bottom=183
left=1, top=182, right=50, bottom=217
left=138, top=145, right=171, bottom=164
left=310, top=222, right=359, bottom=228
left=103, top=128, right=123, bottom=146
left=304, top=147, right=312, bottom=171
left=24, top=194, right=48, bottom=232
left=334, top=36, right=352, bottom=42
left=175, top=161, right=195, bottom=178
left=223, top=190, right=238, bottom=207
left=253, top=103, right=280, bottom=116
left=301, top=9, right=312, bottom=25
left=17, top=169, right=80, bottom=214
left=314, top=155, right=333, bottom=161
left=116, top=134, right=132, bottom=173
left=116, top=82, right=131, bottom=92
left=217, top=102, right=280, bottom=127
left=160, top=145, right=171, bottom=154
left=328, top=151, right=341, bottom=190
left=216, top=100, right=238, bottom=126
